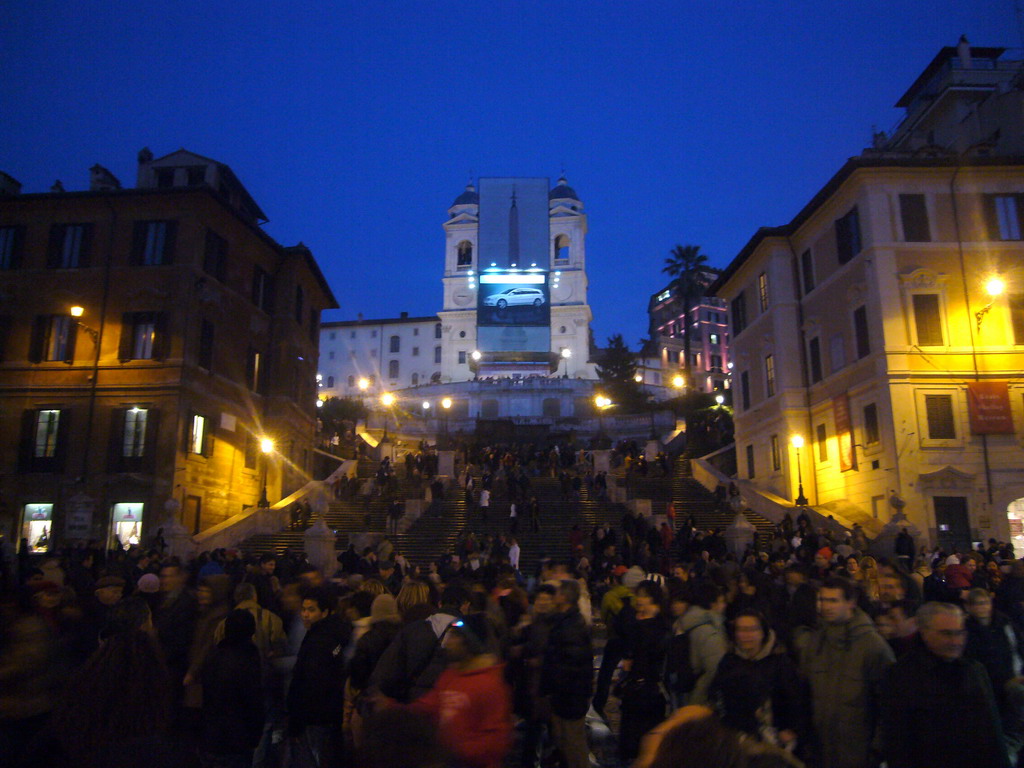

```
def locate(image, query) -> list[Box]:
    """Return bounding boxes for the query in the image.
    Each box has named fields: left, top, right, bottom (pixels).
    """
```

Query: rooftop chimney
left=958, top=35, right=973, bottom=69
left=51, top=180, right=65, bottom=193
left=89, top=164, right=122, bottom=191
left=400, top=311, right=409, bottom=319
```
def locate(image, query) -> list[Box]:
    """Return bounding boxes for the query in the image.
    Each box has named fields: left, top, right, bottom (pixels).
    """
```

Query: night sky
left=1, top=1, right=1014, bottom=349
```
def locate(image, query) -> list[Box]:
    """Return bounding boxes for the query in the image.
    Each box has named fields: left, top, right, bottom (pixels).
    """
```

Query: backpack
left=663, top=626, right=700, bottom=695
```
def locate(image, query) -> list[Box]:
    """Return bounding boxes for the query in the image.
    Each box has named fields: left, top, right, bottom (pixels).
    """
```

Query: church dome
left=451, top=182, right=479, bottom=206
left=549, top=176, right=579, bottom=201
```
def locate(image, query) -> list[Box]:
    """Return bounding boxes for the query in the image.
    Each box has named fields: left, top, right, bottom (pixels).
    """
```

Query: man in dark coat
left=881, top=601, right=1010, bottom=768
left=154, top=561, right=198, bottom=706
left=287, top=586, right=351, bottom=767
left=540, top=579, right=593, bottom=768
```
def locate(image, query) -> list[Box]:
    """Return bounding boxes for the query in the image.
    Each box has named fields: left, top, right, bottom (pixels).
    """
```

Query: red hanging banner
left=833, top=393, right=857, bottom=472
left=967, top=382, right=1015, bottom=434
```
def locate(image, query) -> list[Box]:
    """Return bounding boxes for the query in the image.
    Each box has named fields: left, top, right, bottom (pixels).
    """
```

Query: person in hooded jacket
left=200, top=609, right=264, bottom=768
left=673, top=581, right=728, bottom=706
left=709, top=609, right=808, bottom=754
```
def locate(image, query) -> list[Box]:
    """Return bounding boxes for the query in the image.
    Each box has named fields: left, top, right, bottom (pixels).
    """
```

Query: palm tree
left=662, top=244, right=710, bottom=390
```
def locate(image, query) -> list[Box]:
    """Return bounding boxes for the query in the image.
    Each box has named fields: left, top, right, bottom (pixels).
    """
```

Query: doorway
left=934, top=496, right=971, bottom=553
left=185, top=495, right=202, bottom=535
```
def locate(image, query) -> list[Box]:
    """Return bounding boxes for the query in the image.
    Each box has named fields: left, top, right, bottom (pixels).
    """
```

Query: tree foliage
left=661, top=244, right=711, bottom=390
left=318, top=396, right=368, bottom=437
left=595, top=334, right=645, bottom=411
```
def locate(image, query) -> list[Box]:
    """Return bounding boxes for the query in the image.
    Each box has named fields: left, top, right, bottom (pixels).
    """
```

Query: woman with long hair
left=33, top=597, right=194, bottom=767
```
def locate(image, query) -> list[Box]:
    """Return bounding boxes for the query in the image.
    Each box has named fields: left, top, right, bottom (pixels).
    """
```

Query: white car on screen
left=483, top=287, right=546, bottom=308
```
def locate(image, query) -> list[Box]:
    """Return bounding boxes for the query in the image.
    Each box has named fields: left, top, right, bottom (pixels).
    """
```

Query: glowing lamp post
left=441, top=397, right=452, bottom=447
left=380, top=392, right=395, bottom=440
left=594, top=394, right=612, bottom=442
left=258, top=437, right=275, bottom=508
left=790, top=435, right=808, bottom=507
left=976, top=276, right=1006, bottom=330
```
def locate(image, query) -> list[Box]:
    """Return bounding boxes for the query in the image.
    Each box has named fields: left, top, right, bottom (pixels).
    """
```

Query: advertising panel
left=967, top=381, right=1015, bottom=434
left=833, top=393, right=857, bottom=472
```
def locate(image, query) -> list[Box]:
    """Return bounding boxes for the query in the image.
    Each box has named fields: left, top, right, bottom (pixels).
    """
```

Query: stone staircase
left=671, top=456, right=775, bottom=540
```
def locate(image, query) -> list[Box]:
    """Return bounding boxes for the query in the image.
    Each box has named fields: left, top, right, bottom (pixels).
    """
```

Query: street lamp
left=380, top=392, right=395, bottom=440
left=441, top=397, right=452, bottom=447
left=560, top=347, right=572, bottom=376
left=358, top=377, right=369, bottom=391
left=976, top=276, right=1006, bottom=330
left=715, top=394, right=725, bottom=406
left=258, top=437, right=275, bottom=508
left=790, top=435, right=808, bottom=507
left=672, top=374, right=686, bottom=390
left=594, top=394, right=612, bottom=442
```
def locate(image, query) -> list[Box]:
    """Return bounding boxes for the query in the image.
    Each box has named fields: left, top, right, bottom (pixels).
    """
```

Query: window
left=435, top=323, right=442, bottom=339
left=47, top=224, right=93, bottom=268
left=816, top=423, right=828, bottom=462
left=925, top=395, right=956, bottom=439
left=863, top=403, right=880, bottom=445
left=347, top=375, right=354, bottom=388
left=244, top=435, right=258, bottom=470
left=327, top=376, right=334, bottom=387
left=30, top=315, right=77, bottom=363
left=709, top=333, right=719, bottom=346
left=554, top=234, right=570, bottom=261
left=131, top=220, right=176, bottom=265
left=388, top=360, right=399, bottom=379
left=434, top=346, right=442, bottom=364
left=1009, top=294, right=1024, bottom=345
left=746, top=444, right=755, bottom=479
left=458, top=351, right=467, bottom=364
left=246, top=349, right=265, bottom=393
left=853, top=306, right=870, bottom=358
left=186, top=166, right=205, bottom=185
left=830, top=333, right=846, bottom=372
left=985, top=194, right=1024, bottom=241
left=770, top=434, right=781, bottom=471
left=758, top=272, right=769, bottom=311
left=35, top=410, right=61, bottom=459
left=457, top=241, right=473, bottom=268
left=329, top=332, right=336, bottom=341
left=899, top=194, right=930, bottom=242
left=0, top=315, right=10, bottom=362
left=800, top=249, right=815, bottom=295
left=389, top=335, right=400, bottom=353
left=765, top=355, right=776, bottom=397
left=412, top=347, right=419, bottom=357
left=328, top=351, right=335, bottom=359
left=252, top=267, right=274, bottom=313
left=740, top=371, right=750, bottom=410
left=371, top=330, right=377, bottom=338
left=835, top=206, right=862, bottom=264
left=912, top=294, right=943, bottom=346
left=295, top=286, right=304, bottom=324
left=0, top=226, right=25, bottom=269
left=189, top=414, right=208, bottom=455
left=198, top=320, right=214, bottom=370
left=808, top=337, right=823, bottom=383
left=710, top=354, right=722, bottom=369
left=119, top=312, right=167, bottom=361
left=21, top=408, right=68, bottom=472
left=411, top=373, right=419, bottom=386
left=122, top=408, right=148, bottom=458
left=203, top=229, right=228, bottom=281
left=731, top=292, right=748, bottom=336
left=156, top=168, right=175, bottom=187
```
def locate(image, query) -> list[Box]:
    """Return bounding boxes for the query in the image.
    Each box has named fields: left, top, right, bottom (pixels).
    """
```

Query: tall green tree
left=595, top=334, right=644, bottom=411
left=662, top=244, right=710, bottom=390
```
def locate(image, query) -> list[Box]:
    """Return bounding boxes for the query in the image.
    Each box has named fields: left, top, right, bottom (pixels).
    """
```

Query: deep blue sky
left=1, top=1, right=1015, bottom=349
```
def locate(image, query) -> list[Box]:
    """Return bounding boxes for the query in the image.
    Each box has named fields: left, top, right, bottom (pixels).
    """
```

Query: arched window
left=457, top=241, right=473, bottom=268
left=327, top=376, right=335, bottom=387
left=435, top=323, right=442, bottom=339
left=411, top=373, right=419, bottom=386
left=431, top=371, right=441, bottom=383
left=553, top=234, right=570, bottom=262
left=347, top=375, right=354, bottom=388
left=389, top=335, right=400, bottom=353
left=388, top=360, right=399, bottom=379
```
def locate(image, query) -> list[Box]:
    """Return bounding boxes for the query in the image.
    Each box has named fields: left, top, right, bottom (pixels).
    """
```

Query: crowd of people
left=2, top=443, right=1023, bottom=768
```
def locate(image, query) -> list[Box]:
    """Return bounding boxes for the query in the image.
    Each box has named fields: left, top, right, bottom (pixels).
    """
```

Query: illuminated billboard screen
left=477, top=271, right=551, bottom=352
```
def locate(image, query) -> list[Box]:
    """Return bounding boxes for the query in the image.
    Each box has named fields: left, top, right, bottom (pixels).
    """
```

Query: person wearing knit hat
left=370, top=593, right=401, bottom=624
left=622, top=565, right=646, bottom=591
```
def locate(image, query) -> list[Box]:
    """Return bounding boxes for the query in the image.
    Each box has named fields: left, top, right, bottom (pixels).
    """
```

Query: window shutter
left=912, top=294, right=943, bottom=346
left=8, top=226, right=25, bottom=269
left=47, top=225, right=64, bottom=268
left=54, top=409, right=71, bottom=472
left=77, top=223, right=94, bottom=268
left=131, top=221, right=147, bottom=265
left=202, top=420, right=215, bottom=458
left=0, top=315, right=10, bottom=362
left=152, top=312, right=169, bottom=360
left=982, top=195, right=1001, bottom=240
left=19, top=409, right=36, bottom=471
left=64, top=321, right=77, bottom=364
left=107, top=408, right=126, bottom=473
left=28, top=316, right=47, bottom=363
left=162, top=221, right=177, bottom=265
left=143, top=408, right=160, bottom=472
left=119, top=313, right=134, bottom=361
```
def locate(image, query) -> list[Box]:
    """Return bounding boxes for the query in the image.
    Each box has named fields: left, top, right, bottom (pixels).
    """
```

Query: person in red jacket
left=409, top=615, right=512, bottom=768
